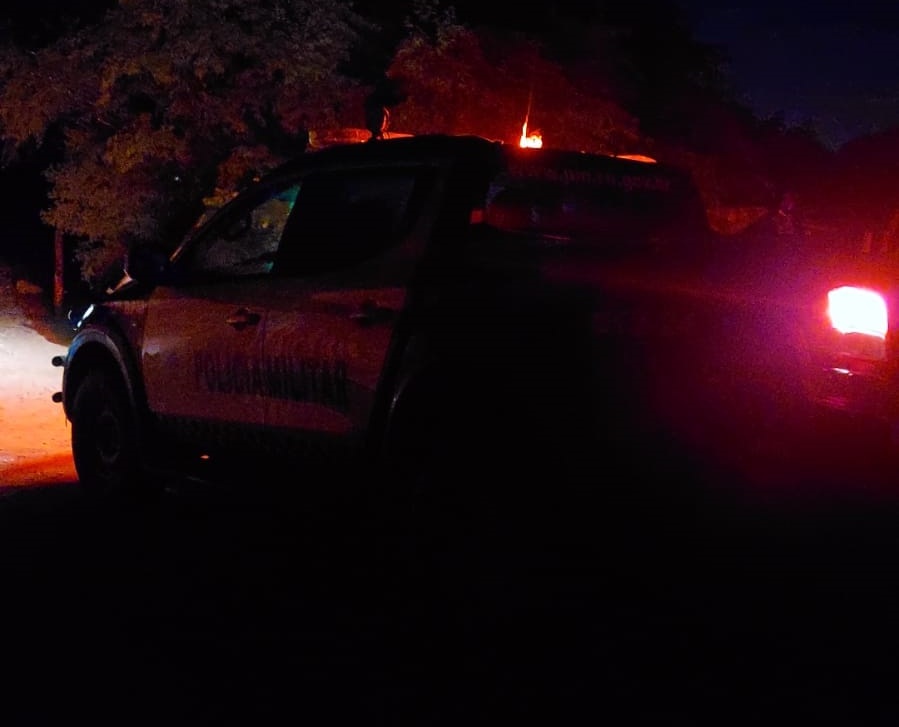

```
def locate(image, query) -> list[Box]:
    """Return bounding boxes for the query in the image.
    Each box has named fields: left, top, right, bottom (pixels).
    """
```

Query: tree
left=0, top=0, right=365, bottom=289
left=409, top=0, right=734, bottom=148
left=825, top=127, right=899, bottom=242
left=386, top=2, right=641, bottom=153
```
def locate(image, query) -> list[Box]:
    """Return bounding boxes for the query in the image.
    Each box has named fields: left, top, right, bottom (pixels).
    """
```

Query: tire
left=70, top=368, right=147, bottom=501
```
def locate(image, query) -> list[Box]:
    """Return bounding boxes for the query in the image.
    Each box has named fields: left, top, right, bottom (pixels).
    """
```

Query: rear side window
left=483, top=149, right=708, bottom=249
left=274, top=168, right=424, bottom=276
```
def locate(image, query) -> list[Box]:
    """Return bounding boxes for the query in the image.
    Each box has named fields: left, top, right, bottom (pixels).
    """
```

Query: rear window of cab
left=483, top=148, right=709, bottom=247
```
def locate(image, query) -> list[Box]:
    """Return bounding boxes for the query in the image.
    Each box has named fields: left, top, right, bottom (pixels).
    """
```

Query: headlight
left=827, top=286, right=887, bottom=338
left=70, top=303, right=95, bottom=331
left=826, top=286, right=888, bottom=361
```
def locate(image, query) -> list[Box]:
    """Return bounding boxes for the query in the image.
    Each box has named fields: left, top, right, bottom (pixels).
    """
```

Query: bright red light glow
left=519, top=120, right=543, bottom=148
left=827, top=286, right=888, bottom=338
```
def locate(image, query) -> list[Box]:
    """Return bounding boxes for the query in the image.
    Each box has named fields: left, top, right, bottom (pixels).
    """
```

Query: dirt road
left=0, top=265, right=76, bottom=489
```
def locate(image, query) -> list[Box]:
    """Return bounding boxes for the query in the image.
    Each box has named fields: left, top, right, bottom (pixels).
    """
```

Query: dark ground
left=3, top=453, right=899, bottom=726
left=5, top=281, right=899, bottom=724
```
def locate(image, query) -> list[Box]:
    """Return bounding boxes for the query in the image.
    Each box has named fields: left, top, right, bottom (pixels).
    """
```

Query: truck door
left=263, top=166, right=436, bottom=450
left=142, top=182, right=300, bottom=444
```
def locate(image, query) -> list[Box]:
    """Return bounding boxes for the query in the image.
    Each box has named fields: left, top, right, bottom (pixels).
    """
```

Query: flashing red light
left=519, top=120, right=543, bottom=148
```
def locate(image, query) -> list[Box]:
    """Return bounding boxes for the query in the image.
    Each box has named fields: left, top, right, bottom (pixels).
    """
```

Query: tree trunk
left=53, top=228, right=64, bottom=316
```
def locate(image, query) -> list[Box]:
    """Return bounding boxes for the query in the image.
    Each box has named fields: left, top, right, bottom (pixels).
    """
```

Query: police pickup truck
left=52, top=133, right=898, bottom=500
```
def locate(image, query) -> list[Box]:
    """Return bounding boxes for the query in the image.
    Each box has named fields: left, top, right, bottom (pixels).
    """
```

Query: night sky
left=679, top=0, right=899, bottom=148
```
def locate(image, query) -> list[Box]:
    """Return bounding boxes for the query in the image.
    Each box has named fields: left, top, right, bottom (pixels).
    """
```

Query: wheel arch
left=63, top=326, right=149, bottom=434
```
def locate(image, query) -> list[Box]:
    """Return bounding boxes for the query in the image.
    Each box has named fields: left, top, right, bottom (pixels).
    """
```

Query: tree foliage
left=386, top=4, right=641, bottom=153
left=0, top=0, right=365, bottom=287
left=822, top=127, right=899, bottom=237
left=424, top=0, right=734, bottom=146
left=0, top=0, right=849, bottom=288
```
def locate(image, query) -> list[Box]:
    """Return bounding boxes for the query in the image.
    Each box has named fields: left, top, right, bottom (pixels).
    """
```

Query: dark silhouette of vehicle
left=52, top=134, right=899, bottom=501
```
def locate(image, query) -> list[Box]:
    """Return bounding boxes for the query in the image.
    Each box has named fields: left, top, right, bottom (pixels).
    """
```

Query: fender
left=62, top=309, right=149, bottom=433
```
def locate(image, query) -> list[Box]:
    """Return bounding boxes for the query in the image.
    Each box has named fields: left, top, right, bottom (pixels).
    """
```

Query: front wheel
left=70, top=368, right=147, bottom=501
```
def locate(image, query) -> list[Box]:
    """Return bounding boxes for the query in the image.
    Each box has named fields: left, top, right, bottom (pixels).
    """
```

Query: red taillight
left=827, top=286, right=888, bottom=339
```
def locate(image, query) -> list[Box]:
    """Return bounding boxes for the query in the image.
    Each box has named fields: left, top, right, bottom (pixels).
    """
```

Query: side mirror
left=124, top=242, right=171, bottom=286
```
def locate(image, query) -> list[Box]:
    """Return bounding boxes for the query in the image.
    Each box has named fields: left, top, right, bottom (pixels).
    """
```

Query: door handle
left=350, top=301, right=394, bottom=327
left=225, top=307, right=261, bottom=329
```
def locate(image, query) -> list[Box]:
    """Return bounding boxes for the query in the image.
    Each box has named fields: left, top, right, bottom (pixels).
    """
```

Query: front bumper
left=803, top=345, right=899, bottom=425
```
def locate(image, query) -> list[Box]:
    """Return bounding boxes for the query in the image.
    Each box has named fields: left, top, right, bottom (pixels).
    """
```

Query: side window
left=179, top=183, right=301, bottom=280
left=482, top=173, right=699, bottom=248
left=274, top=169, right=421, bottom=276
